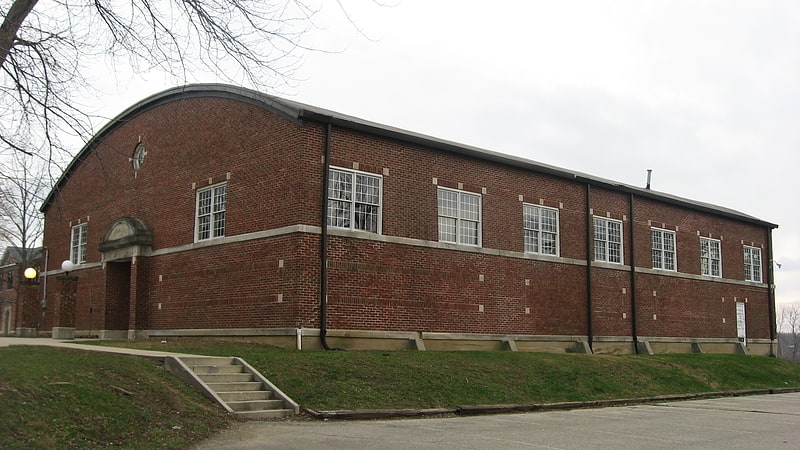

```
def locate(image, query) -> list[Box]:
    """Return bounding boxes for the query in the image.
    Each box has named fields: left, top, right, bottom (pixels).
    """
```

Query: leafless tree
left=1, top=0, right=373, bottom=161
left=0, top=150, right=49, bottom=264
left=777, top=303, right=800, bottom=362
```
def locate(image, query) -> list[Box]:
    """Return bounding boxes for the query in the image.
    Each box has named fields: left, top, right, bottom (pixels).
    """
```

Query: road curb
left=303, top=387, right=800, bottom=421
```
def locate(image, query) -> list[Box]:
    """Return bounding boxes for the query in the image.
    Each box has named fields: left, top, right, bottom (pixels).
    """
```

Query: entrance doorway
left=104, top=261, right=131, bottom=332
left=736, top=301, right=746, bottom=345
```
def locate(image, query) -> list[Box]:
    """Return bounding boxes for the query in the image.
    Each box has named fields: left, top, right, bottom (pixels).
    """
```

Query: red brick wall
left=326, top=237, right=588, bottom=335
left=40, top=92, right=774, bottom=342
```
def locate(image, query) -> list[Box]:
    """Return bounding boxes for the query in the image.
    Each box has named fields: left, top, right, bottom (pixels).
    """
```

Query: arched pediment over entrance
left=99, top=217, right=153, bottom=261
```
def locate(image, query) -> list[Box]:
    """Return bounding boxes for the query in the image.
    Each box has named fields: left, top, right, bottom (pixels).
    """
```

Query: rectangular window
left=700, top=237, right=722, bottom=277
left=593, top=217, right=623, bottom=264
left=743, top=246, right=762, bottom=283
left=438, top=187, right=481, bottom=246
left=196, top=183, right=227, bottom=241
left=523, top=204, right=559, bottom=256
left=70, top=223, right=87, bottom=264
left=651, top=228, right=676, bottom=271
left=327, top=168, right=382, bottom=233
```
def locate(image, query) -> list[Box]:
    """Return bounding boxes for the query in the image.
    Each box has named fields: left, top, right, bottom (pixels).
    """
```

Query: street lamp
left=22, top=267, right=39, bottom=284
left=23, top=267, right=37, bottom=281
left=61, top=260, right=74, bottom=276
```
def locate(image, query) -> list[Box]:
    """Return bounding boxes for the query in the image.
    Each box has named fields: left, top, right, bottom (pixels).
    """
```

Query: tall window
left=523, top=204, right=559, bottom=255
left=70, top=223, right=87, bottom=264
left=593, top=217, right=623, bottom=264
left=700, top=237, right=722, bottom=277
left=743, top=246, right=762, bottom=283
left=327, top=168, right=381, bottom=233
left=196, top=183, right=227, bottom=241
left=438, top=187, right=481, bottom=246
left=651, top=228, right=676, bottom=271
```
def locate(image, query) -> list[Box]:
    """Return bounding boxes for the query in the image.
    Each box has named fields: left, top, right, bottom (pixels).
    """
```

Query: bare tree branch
left=2, top=0, right=378, bottom=163
left=778, top=303, right=800, bottom=362
left=0, top=150, right=49, bottom=265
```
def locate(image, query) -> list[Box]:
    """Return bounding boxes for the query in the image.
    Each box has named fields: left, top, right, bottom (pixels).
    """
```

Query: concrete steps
left=165, top=356, right=299, bottom=419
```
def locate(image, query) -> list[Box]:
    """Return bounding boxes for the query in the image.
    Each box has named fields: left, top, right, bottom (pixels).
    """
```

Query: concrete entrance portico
left=98, top=216, right=153, bottom=340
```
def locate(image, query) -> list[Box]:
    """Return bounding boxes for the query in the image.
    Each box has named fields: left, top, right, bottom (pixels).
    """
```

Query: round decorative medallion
left=132, top=143, right=146, bottom=170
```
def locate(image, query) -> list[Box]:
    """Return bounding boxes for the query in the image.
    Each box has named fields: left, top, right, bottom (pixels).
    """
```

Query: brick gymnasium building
left=31, top=84, right=778, bottom=355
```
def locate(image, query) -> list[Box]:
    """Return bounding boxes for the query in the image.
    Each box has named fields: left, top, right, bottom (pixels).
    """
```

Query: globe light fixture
left=24, top=267, right=37, bottom=281
left=61, top=260, right=75, bottom=275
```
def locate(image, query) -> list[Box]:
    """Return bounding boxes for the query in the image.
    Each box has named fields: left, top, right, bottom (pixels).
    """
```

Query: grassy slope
left=3, top=339, right=800, bottom=448
left=0, top=346, right=231, bottom=449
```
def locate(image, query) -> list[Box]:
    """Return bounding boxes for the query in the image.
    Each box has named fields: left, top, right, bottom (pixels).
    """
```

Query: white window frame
left=700, top=237, right=722, bottom=278
left=593, top=217, right=623, bottom=264
left=523, top=203, right=559, bottom=256
left=437, top=187, right=481, bottom=246
left=327, top=167, right=382, bottom=234
left=651, top=227, right=676, bottom=271
left=743, top=246, right=762, bottom=283
left=70, top=223, right=87, bottom=264
left=195, top=182, right=227, bottom=242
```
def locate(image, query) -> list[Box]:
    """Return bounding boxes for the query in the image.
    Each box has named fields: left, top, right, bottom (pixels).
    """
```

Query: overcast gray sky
left=85, top=0, right=799, bottom=306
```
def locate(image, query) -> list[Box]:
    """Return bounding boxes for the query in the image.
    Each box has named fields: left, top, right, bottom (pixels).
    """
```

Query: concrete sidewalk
left=0, top=336, right=201, bottom=360
left=195, top=392, right=800, bottom=449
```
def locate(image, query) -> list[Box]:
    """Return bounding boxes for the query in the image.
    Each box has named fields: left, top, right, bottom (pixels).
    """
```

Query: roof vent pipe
left=645, top=169, right=652, bottom=190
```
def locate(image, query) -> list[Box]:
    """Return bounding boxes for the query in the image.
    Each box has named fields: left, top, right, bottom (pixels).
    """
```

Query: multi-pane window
left=327, top=168, right=382, bottom=233
left=523, top=204, right=559, bottom=255
left=70, top=223, right=87, bottom=264
left=700, top=237, right=722, bottom=277
left=438, top=187, right=481, bottom=246
left=593, top=217, right=623, bottom=264
left=196, top=183, right=227, bottom=241
left=744, top=246, right=762, bottom=283
left=651, top=228, right=676, bottom=271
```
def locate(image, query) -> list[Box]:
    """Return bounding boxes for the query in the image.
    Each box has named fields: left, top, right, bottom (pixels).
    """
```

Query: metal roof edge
left=299, top=109, right=777, bottom=229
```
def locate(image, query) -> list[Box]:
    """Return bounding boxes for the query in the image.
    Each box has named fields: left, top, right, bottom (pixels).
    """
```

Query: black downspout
left=319, top=123, right=333, bottom=350
left=585, top=183, right=593, bottom=351
left=629, top=194, right=639, bottom=354
left=767, top=228, right=777, bottom=356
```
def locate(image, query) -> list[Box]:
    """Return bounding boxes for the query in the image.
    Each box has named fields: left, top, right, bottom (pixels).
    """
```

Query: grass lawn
left=3, top=338, right=800, bottom=448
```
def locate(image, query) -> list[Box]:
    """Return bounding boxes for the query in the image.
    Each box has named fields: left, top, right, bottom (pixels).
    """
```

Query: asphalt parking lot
left=195, top=392, right=800, bottom=449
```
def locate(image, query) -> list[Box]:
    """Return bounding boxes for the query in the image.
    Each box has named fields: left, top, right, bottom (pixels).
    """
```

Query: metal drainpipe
left=629, top=193, right=639, bottom=354
left=319, top=123, right=333, bottom=350
left=767, top=228, right=777, bottom=352
left=585, top=183, right=593, bottom=351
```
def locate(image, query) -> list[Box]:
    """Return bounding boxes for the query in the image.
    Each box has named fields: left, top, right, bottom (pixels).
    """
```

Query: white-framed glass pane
left=328, top=200, right=351, bottom=228
left=328, top=170, right=352, bottom=200
left=438, top=216, right=457, bottom=242
left=744, top=247, right=762, bottom=282
left=524, top=204, right=558, bottom=255
left=594, top=240, right=606, bottom=262
left=700, top=238, right=721, bottom=277
left=541, top=232, right=557, bottom=255
left=70, top=223, right=87, bottom=264
left=438, top=189, right=458, bottom=218
left=197, top=183, right=226, bottom=241
left=651, top=228, right=676, bottom=271
left=524, top=229, right=539, bottom=253
left=197, top=216, right=210, bottom=240
left=594, top=217, right=622, bottom=263
left=460, top=194, right=480, bottom=222
left=459, top=220, right=479, bottom=245
left=438, top=188, right=481, bottom=246
left=328, top=168, right=381, bottom=233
